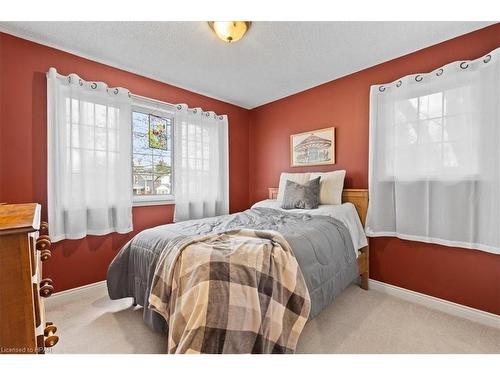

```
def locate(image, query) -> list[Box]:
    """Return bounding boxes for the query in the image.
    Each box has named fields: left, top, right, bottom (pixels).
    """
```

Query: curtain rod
left=131, top=93, right=225, bottom=119
left=373, top=47, right=497, bottom=93
left=131, top=93, right=178, bottom=109
left=48, top=68, right=225, bottom=118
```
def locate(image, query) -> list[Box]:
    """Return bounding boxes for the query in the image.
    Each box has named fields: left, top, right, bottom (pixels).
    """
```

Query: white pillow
left=276, top=172, right=310, bottom=201
left=309, top=170, right=346, bottom=205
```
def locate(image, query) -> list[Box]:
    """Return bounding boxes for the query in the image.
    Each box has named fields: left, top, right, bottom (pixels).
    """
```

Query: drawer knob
left=44, top=324, right=57, bottom=336
left=40, top=284, right=54, bottom=298
left=40, top=278, right=53, bottom=286
left=40, top=221, right=49, bottom=232
left=36, top=236, right=51, bottom=251
left=40, top=249, right=52, bottom=262
left=40, top=278, right=54, bottom=298
left=44, top=324, right=59, bottom=348
left=44, top=335, right=59, bottom=348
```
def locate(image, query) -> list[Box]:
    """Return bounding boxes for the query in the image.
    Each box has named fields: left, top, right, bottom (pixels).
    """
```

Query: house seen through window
left=132, top=110, right=173, bottom=202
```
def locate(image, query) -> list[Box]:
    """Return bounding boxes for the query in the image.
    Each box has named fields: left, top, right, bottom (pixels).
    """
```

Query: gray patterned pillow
left=281, top=177, right=321, bottom=209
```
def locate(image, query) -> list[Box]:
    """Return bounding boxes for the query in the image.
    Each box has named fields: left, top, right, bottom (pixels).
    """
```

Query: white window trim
left=133, top=194, right=175, bottom=207
left=131, top=95, right=175, bottom=207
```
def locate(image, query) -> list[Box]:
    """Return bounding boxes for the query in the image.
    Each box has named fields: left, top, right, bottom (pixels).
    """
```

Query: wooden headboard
left=267, top=187, right=368, bottom=226
left=341, top=189, right=368, bottom=226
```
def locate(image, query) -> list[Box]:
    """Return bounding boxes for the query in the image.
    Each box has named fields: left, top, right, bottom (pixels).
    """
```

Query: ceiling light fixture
left=208, top=21, right=251, bottom=43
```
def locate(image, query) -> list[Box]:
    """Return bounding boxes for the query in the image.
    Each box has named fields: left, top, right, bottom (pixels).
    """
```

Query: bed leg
left=132, top=297, right=137, bottom=307
left=358, top=245, right=369, bottom=290
left=360, top=271, right=369, bottom=290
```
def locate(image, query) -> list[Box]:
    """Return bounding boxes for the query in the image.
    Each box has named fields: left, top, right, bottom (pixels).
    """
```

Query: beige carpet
left=45, top=283, right=499, bottom=354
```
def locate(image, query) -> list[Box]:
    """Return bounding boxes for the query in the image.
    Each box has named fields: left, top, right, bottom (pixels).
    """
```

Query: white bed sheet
left=251, top=199, right=368, bottom=254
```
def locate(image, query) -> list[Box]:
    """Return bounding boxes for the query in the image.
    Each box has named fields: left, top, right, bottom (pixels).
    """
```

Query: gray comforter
left=107, top=207, right=359, bottom=333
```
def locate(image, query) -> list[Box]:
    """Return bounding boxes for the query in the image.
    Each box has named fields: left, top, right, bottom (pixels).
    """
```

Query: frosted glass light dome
left=209, top=21, right=251, bottom=43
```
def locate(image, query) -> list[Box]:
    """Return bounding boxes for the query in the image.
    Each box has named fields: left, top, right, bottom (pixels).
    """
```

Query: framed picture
left=148, top=114, right=168, bottom=150
left=290, top=127, right=335, bottom=167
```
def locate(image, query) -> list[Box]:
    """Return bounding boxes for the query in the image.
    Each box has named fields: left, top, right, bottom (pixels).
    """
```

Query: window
left=132, top=99, right=174, bottom=205
left=47, top=68, right=133, bottom=240
left=367, top=48, right=500, bottom=255
left=173, top=105, right=229, bottom=221
left=387, top=86, right=479, bottom=180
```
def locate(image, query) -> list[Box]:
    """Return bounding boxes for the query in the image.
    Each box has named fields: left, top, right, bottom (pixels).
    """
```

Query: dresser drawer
left=29, top=233, right=37, bottom=277
left=33, top=248, right=47, bottom=330
left=33, top=283, right=42, bottom=328
left=30, top=231, right=52, bottom=278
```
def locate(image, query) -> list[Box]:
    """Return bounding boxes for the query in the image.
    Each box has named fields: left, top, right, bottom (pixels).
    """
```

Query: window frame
left=131, top=97, right=175, bottom=207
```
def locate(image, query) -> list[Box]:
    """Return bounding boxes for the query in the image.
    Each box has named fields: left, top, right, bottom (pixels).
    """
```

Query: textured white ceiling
left=0, top=21, right=494, bottom=109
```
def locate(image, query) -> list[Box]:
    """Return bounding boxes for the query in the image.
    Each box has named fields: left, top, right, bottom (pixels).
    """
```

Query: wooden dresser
left=0, top=203, right=58, bottom=354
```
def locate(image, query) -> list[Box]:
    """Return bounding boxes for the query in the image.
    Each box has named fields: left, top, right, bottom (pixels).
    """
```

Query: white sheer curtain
left=173, top=104, right=229, bottom=221
left=366, top=48, right=499, bottom=255
left=47, top=68, right=133, bottom=241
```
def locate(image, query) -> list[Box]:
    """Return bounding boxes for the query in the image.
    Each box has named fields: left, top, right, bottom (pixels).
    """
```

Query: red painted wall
left=249, top=24, right=500, bottom=315
left=1, top=25, right=499, bottom=314
left=0, top=33, right=251, bottom=291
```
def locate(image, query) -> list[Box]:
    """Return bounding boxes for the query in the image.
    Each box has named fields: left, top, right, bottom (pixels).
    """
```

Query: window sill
left=132, top=200, right=175, bottom=207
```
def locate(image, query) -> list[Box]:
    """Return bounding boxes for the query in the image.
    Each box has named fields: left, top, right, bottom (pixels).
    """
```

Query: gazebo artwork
left=290, top=127, right=335, bottom=167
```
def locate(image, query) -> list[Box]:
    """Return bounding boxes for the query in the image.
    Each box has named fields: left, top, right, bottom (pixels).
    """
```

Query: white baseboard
left=51, top=280, right=107, bottom=302
left=369, top=279, right=500, bottom=329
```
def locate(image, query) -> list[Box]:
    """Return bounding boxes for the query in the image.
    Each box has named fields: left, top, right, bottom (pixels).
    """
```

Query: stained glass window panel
left=132, top=110, right=173, bottom=198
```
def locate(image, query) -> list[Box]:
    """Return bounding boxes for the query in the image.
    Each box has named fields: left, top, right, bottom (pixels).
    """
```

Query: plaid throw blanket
left=148, top=229, right=311, bottom=354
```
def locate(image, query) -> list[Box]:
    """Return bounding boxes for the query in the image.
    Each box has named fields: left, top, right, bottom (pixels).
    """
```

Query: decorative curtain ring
left=114, top=88, right=119, bottom=95
left=483, top=54, right=491, bottom=63
left=79, top=79, right=83, bottom=86
left=396, top=80, right=402, bottom=87
left=193, top=109, right=197, bottom=113
left=460, top=62, right=469, bottom=69
left=177, top=105, right=182, bottom=110
left=205, top=112, right=210, bottom=117
left=415, top=75, right=423, bottom=82
left=219, top=116, right=223, bottom=120
left=378, top=86, right=385, bottom=92
left=128, top=92, right=131, bottom=98
left=67, top=76, right=72, bottom=83
left=91, top=82, right=97, bottom=89
left=436, top=68, right=444, bottom=76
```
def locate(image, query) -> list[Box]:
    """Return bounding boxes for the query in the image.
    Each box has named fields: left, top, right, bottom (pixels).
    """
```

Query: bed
left=106, top=188, right=369, bottom=352
left=266, top=187, right=370, bottom=290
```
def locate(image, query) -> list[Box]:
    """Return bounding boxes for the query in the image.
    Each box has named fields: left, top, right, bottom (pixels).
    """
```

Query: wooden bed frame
left=267, top=188, right=369, bottom=290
